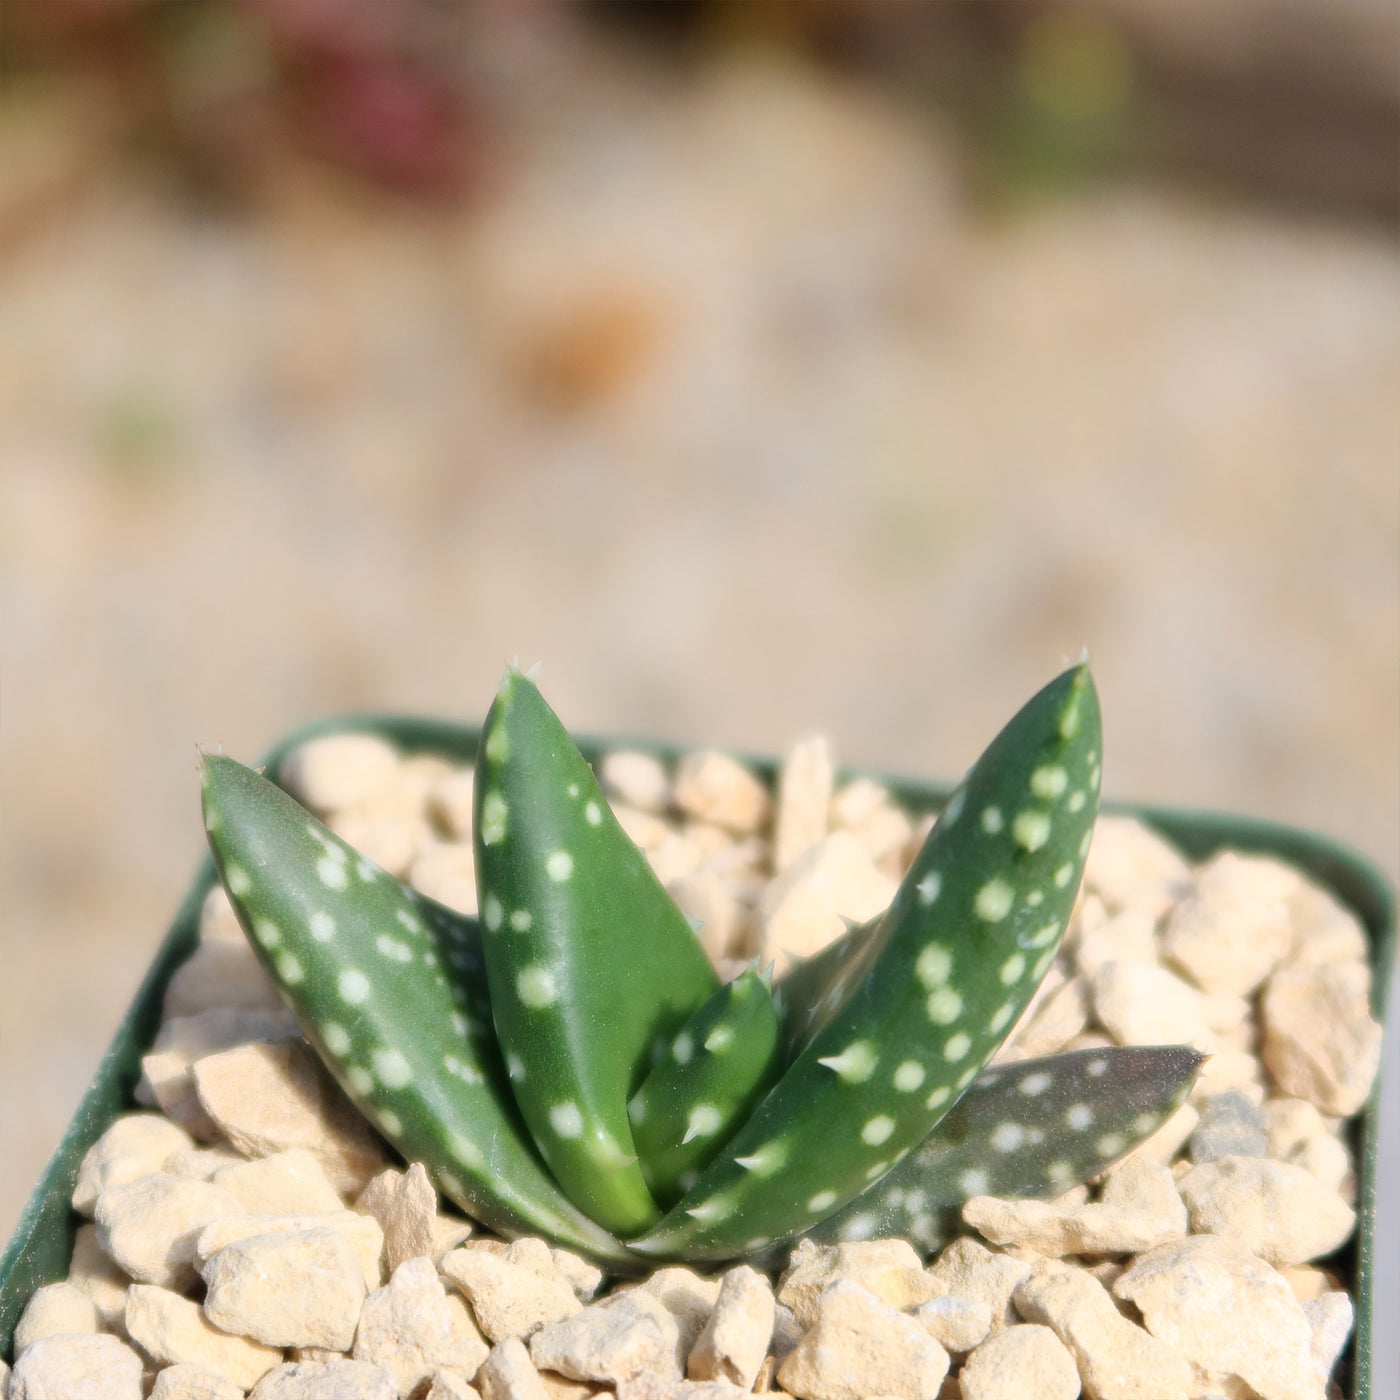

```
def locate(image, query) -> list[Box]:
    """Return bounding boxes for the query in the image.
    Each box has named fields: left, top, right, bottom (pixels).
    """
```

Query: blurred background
left=1, top=0, right=1396, bottom=1343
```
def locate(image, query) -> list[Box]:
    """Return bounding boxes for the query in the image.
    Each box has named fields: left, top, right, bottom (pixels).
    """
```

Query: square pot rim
left=2, top=709, right=1393, bottom=1396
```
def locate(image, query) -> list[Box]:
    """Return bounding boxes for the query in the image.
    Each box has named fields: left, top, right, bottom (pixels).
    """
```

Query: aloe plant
left=199, top=663, right=1200, bottom=1270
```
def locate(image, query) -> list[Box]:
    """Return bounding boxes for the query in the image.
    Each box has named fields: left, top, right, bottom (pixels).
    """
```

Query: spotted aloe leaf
left=627, top=968, right=785, bottom=1208
left=472, top=669, right=721, bottom=1236
left=806, top=1045, right=1204, bottom=1253
left=198, top=754, right=638, bottom=1267
left=631, top=664, right=1102, bottom=1262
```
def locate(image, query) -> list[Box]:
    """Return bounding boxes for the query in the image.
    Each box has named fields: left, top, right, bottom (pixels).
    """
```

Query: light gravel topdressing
left=4, top=728, right=1380, bottom=1400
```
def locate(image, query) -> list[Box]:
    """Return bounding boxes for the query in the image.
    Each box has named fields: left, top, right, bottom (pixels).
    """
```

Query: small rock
left=1074, top=909, right=1159, bottom=983
left=325, top=807, right=428, bottom=879
left=1301, top=1291, right=1353, bottom=1388
left=758, top=832, right=896, bottom=968
left=962, top=1186, right=1183, bottom=1258
left=1277, top=1268, right=1340, bottom=1304
left=149, top=1364, right=247, bottom=1400
left=829, top=776, right=892, bottom=830
left=280, top=734, right=401, bottom=813
left=1200, top=992, right=1254, bottom=1035
left=1190, top=1049, right=1265, bottom=1103
left=924, top=1238, right=1032, bottom=1332
left=198, top=885, right=248, bottom=946
left=686, top=1265, right=773, bottom=1389
left=73, top=1115, right=197, bottom=1216
left=668, top=871, right=744, bottom=963
left=249, top=1361, right=398, bottom=1400
left=1100, top=1157, right=1186, bottom=1218
left=774, top=736, right=834, bottom=870
left=957, top=1324, right=1081, bottom=1400
left=529, top=1291, right=682, bottom=1385
left=1000, top=976, right=1089, bottom=1060
left=672, top=752, right=770, bottom=835
left=427, top=767, right=477, bottom=840
left=409, top=841, right=479, bottom=916
left=66, top=1222, right=133, bottom=1330
left=163, top=941, right=287, bottom=1021
left=848, top=804, right=915, bottom=874
left=1177, top=1156, right=1355, bottom=1266
left=1117, top=1103, right=1199, bottom=1169
left=441, top=1240, right=581, bottom=1343
left=354, top=1164, right=443, bottom=1274
left=778, top=1239, right=938, bottom=1329
left=140, top=1010, right=302, bottom=1139
left=353, top=1256, right=489, bottom=1397
left=1092, top=960, right=1213, bottom=1050
left=599, top=752, right=670, bottom=813
left=124, top=1285, right=282, bottom=1390
left=476, top=1339, right=549, bottom=1400
left=165, top=1149, right=249, bottom=1182
left=8, top=1333, right=144, bottom=1400
left=626, top=1267, right=720, bottom=1357
left=1291, top=1132, right=1352, bottom=1195
left=1260, top=960, right=1383, bottom=1116
left=1265, top=1099, right=1329, bottom=1161
left=1083, top=816, right=1193, bottom=919
left=195, top=1212, right=384, bottom=1292
left=775, top=1279, right=948, bottom=1400
left=213, top=1150, right=346, bottom=1216
left=610, top=804, right=673, bottom=852
left=1190, top=1092, right=1270, bottom=1162
left=1013, top=1260, right=1197, bottom=1400
left=14, top=1283, right=101, bottom=1353
left=1285, top=881, right=1370, bottom=968
left=547, top=1251, right=602, bottom=1303
left=644, top=832, right=706, bottom=885
left=619, top=1380, right=748, bottom=1400
left=191, top=1043, right=385, bottom=1196
left=911, top=1295, right=992, bottom=1352
left=1160, top=852, right=1298, bottom=996
left=201, top=1228, right=366, bottom=1351
left=1114, top=1234, right=1323, bottom=1400
left=95, top=1173, right=246, bottom=1290
left=423, top=1370, right=484, bottom=1400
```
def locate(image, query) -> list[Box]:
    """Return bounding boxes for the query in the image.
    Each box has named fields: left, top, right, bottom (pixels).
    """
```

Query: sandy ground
left=1, top=31, right=1396, bottom=1366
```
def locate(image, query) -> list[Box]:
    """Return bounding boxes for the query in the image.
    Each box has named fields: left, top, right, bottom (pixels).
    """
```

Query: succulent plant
left=199, top=662, right=1201, bottom=1271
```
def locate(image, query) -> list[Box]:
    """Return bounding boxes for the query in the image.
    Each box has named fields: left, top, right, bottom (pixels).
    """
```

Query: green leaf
left=807, top=1045, right=1204, bottom=1252
left=628, top=969, right=784, bottom=1207
left=199, top=754, right=637, bottom=1266
left=473, top=669, right=721, bottom=1236
left=633, top=664, right=1103, bottom=1262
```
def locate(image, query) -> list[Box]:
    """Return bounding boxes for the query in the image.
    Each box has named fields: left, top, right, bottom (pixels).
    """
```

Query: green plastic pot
left=2, top=713, right=1393, bottom=1395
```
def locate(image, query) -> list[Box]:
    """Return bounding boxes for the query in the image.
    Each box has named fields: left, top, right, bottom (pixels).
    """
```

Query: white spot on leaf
left=339, top=969, right=370, bottom=1004
left=974, top=878, right=1014, bottom=922
left=550, top=1102, right=584, bottom=1138
left=926, top=987, right=963, bottom=1025
left=1031, top=766, right=1069, bottom=799
left=915, top=944, right=952, bottom=988
left=990, top=1122, right=1025, bottom=1152
left=372, top=1048, right=412, bottom=1089
left=517, top=967, right=557, bottom=1008
left=1012, top=810, right=1051, bottom=853
left=861, top=1116, right=896, bottom=1146
left=893, top=1061, right=925, bottom=1092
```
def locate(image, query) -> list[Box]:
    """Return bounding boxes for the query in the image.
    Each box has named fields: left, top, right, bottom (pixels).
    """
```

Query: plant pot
left=2, top=711, right=1393, bottom=1396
